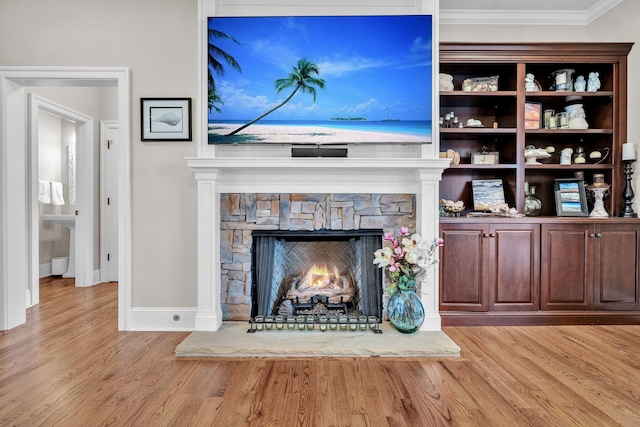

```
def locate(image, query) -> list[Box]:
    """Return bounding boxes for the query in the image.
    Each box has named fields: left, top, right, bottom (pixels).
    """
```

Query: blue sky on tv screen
left=207, top=15, right=432, bottom=122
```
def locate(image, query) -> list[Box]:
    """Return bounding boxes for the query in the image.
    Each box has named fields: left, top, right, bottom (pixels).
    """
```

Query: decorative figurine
left=588, top=72, right=601, bottom=92
left=574, top=75, right=586, bottom=92
left=525, top=73, right=538, bottom=92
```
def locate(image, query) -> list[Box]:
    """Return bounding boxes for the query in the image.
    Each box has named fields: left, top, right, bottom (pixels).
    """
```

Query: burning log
left=286, top=264, right=354, bottom=304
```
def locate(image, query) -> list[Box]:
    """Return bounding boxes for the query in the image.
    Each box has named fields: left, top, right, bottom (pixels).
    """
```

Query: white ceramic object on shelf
left=565, top=103, right=589, bottom=129
left=524, top=146, right=551, bottom=164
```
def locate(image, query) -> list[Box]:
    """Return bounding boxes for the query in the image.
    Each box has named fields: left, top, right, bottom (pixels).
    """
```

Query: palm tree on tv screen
left=208, top=26, right=241, bottom=113
left=226, top=58, right=326, bottom=136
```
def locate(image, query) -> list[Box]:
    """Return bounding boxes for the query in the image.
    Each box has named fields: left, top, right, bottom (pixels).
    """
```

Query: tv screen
left=206, top=15, right=433, bottom=145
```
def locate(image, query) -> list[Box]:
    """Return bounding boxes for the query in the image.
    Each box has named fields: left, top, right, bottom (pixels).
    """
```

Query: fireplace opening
left=251, top=229, right=383, bottom=328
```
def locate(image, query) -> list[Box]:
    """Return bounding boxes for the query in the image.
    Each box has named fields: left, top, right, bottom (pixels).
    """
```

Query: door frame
left=28, top=94, right=94, bottom=304
left=0, top=67, right=131, bottom=330
left=100, top=120, right=119, bottom=283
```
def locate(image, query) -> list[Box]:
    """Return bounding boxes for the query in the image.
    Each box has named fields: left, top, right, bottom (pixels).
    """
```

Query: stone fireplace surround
left=187, top=157, right=450, bottom=332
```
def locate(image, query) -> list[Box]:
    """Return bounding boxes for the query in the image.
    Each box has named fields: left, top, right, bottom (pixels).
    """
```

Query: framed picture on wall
left=141, top=98, right=192, bottom=141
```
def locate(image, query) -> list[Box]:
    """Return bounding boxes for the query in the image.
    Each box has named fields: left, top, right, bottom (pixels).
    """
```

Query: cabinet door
left=594, top=223, right=640, bottom=310
left=490, top=224, right=540, bottom=311
left=439, top=224, right=489, bottom=312
left=541, top=223, right=593, bottom=310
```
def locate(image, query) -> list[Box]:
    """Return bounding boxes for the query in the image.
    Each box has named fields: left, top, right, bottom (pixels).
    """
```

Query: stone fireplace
left=187, top=157, right=450, bottom=332
left=220, top=193, right=414, bottom=321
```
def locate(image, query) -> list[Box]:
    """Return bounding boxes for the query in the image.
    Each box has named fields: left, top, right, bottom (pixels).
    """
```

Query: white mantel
left=187, top=156, right=451, bottom=331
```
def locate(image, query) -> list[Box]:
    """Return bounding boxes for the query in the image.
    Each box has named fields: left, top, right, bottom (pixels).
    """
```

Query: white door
left=101, top=121, right=119, bottom=282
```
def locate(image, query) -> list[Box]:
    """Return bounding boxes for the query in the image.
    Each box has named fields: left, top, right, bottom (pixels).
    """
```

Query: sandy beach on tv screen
left=208, top=124, right=431, bottom=144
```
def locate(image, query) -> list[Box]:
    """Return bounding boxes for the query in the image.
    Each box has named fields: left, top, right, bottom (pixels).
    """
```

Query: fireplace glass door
left=251, top=230, right=383, bottom=320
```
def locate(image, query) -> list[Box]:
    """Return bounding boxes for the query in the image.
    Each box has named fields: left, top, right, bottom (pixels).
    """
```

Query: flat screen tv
left=207, top=14, right=433, bottom=145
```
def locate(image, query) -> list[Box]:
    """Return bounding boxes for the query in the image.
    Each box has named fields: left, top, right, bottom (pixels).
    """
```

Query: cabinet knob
left=483, top=233, right=490, bottom=238
left=596, top=233, right=602, bottom=238
left=589, top=233, right=595, bottom=237
left=482, top=233, right=496, bottom=238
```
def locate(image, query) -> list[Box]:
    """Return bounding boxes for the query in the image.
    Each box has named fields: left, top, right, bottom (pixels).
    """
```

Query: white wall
left=0, top=0, right=199, bottom=308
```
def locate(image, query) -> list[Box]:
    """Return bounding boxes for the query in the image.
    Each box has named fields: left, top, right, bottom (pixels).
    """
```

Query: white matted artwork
left=141, top=98, right=192, bottom=141
left=472, top=179, right=506, bottom=211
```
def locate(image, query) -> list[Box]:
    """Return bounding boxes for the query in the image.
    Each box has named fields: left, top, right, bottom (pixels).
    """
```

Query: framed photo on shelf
left=524, top=102, right=542, bottom=129
left=554, top=178, right=588, bottom=216
left=472, top=179, right=506, bottom=211
left=141, top=98, right=192, bottom=141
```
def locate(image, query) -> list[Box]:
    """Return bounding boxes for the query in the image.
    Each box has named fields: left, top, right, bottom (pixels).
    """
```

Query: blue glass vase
left=387, top=287, right=425, bottom=334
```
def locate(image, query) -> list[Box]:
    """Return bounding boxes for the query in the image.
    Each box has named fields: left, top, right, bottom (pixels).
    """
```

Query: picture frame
left=141, top=98, right=192, bottom=141
left=472, top=179, right=506, bottom=211
left=524, top=102, right=542, bottom=129
left=554, top=178, right=589, bottom=216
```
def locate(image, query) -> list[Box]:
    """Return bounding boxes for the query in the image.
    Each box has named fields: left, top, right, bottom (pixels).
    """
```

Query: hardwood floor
left=1, top=277, right=639, bottom=426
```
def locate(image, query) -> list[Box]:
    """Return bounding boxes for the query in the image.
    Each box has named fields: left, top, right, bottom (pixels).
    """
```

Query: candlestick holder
left=620, top=159, right=638, bottom=218
left=586, top=183, right=610, bottom=218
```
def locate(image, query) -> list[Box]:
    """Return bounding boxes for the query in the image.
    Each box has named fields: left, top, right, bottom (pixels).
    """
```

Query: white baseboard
left=129, top=307, right=198, bottom=331
left=39, top=263, right=51, bottom=278
left=93, top=270, right=102, bottom=285
left=39, top=265, right=102, bottom=285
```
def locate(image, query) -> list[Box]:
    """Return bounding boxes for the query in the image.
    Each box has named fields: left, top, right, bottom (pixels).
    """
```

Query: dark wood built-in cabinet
left=440, top=222, right=539, bottom=313
left=438, top=43, right=640, bottom=325
left=541, top=221, right=640, bottom=311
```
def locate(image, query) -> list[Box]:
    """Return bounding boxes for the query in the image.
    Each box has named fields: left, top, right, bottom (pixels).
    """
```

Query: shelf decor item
left=472, top=179, right=506, bottom=211
left=551, top=68, right=575, bottom=91
left=373, top=228, right=443, bottom=333
left=524, top=102, right=542, bottom=129
left=554, top=178, right=589, bottom=217
left=565, top=104, right=589, bottom=129
left=462, top=76, right=498, bottom=92
left=620, top=143, right=638, bottom=218
left=471, top=146, right=499, bottom=165
left=524, top=182, right=543, bottom=217
left=586, top=175, right=610, bottom=218
left=524, top=146, right=552, bottom=164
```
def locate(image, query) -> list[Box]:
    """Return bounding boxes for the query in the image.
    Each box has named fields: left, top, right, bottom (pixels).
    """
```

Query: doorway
left=0, top=67, right=131, bottom=331
left=28, top=93, right=94, bottom=306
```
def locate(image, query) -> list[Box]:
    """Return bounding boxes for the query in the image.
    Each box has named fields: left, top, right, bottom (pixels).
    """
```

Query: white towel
left=39, top=180, right=51, bottom=204
left=50, top=181, right=65, bottom=206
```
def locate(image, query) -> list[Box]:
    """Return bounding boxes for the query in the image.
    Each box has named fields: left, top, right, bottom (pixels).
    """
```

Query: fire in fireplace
left=251, top=230, right=383, bottom=322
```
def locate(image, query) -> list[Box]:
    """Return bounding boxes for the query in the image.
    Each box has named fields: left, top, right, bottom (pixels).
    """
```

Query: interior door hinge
left=107, top=253, right=110, bottom=261
left=107, top=197, right=110, bottom=205
left=107, top=140, right=113, bottom=149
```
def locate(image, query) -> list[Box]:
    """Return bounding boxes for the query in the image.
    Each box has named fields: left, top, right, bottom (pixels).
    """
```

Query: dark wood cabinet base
left=441, top=311, right=640, bottom=326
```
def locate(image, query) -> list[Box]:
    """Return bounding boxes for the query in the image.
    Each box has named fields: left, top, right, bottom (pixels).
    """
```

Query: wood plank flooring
left=1, top=277, right=639, bottom=426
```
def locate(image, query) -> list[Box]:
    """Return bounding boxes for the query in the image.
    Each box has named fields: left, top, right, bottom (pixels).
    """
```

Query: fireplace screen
left=251, top=230, right=383, bottom=321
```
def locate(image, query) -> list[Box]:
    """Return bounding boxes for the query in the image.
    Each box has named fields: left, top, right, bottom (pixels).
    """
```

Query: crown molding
left=440, top=0, right=623, bottom=26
